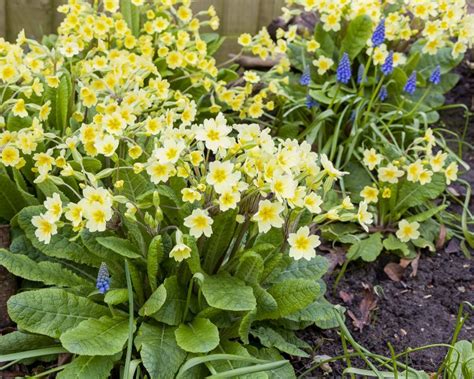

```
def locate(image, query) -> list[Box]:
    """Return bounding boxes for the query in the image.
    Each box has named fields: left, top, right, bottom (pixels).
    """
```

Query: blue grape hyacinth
left=372, top=19, right=385, bottom=47
left=336, top=53, right=351, bottom=84
left=429, top=65, right=441, bottom=85
left=96, top=262, right=110, bottom=294
left=357, top=64, right=366, bottom=84
left=381, top=51, right=393, bottom=76
left=306, top=94, right=318, bottom=109
left=379, top=85, right=388, bottom=101
left=404, top=71, right=417, bottom=95
left=300, top=67, right=311, bottom=86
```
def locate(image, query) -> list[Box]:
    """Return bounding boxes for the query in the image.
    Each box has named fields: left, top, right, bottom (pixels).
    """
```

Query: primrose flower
left=253, top=200, right=285, bottom=233
left=396, top=220, right=420, bottom=242
left=445, top=162, right=458, bottom=185
left=406, top=160, right=424, bottom=182
left=313, top=56, right=334, bottom=75
left=320, top=154, right=347, bottom=179
left=288, top=226, right=321, bottom=261
left=44, top=193, right=63, bottom=222
left=300, top=67, right=311, bottom=86
left=206, top=161, right=241, bottom=194
left=378, top=163, right=404, bottom=184
left=1, top=146, right=21, bottom=167
left=429, top=65, right=441, bottom=85
left=184, top=209, right=213, bottom=238
left=430, top=151, right=447, bottom=172
left=357, top=202, right=373, bottom=232
left=372, top=19, right=385, bottom=47
left=96, top=262, right=110, bottom=294
left=381, top=51, right=394, bottom=76
left=32, top=213, right=57, bottom=244
left=170, top=230, right=192, bottom=262
left=404, top=71, right=417, bottom=95
left=195, top=113, right=233, bottom=153
left=363, top=148, right=383, bottom=170
left=360, top=186, right=379, bottom=203
left=336, top=53, right=351, bottom=84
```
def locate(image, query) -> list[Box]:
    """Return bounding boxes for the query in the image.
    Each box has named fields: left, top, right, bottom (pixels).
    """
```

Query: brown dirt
left=292, top=60, right=474, bottom=377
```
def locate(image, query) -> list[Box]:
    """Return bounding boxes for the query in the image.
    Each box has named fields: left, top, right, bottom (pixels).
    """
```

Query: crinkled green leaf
left=383, top=234, right=410, bottom=256
left=0, top=249, right=91, bottom=288
left=0, top=331, right=56, bottom=354
left=96, top=236, right=142, bottom=259
left=347, top=233, right=383, bottom=262
left=135, top=323, right=186, bottom=379
left=147, top=235, right=164, bottom=292
left=286, top=299, right=340, bottom=329
left=341, top=15, right=373, bottom=59
left=153, top=276, right=186, bottom=325
left=259, top=279, right=321, bottom=320
left=251, top=327, right=309, bottom=358
left=175, top=318, right=219, bottom=353
left=0, top=174, right=31, bottom=219
left=7, top=289, right=108, bottom=338
left=57, top=355, right=117, bottom=379
left=396, top=173, right=445, bottom=211
left=60, top=316, right=133, bottom=355
left=235, top=251, right=264, bottom=284
left=267, top=255, right=328, bottom=283
left=202, top=274, right=256, bottom=311
left=139, top=284, right=167, bottom=316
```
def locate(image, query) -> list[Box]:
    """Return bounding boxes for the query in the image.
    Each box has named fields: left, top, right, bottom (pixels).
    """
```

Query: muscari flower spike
left=306, top=94, right=318, bottom=109
left=404, top=71, right=417, bottom=95
left=429, top=65, right=441, bottom=85
left=96, top=262, right=110, bottom=294
left=357, top=64, right=366, bottom=84
left=379, top=85, right=388, bottom=101
left=300, top=67, right=311, bottom=86
left=381, top=51, right=394, bottom=76
left=372, top=19, right=385, bottom=47
left=336, top=53, right=351, bottom=84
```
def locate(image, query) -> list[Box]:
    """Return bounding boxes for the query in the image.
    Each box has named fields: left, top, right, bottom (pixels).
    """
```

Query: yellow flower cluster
left=360, top=128, right=458, bottom=205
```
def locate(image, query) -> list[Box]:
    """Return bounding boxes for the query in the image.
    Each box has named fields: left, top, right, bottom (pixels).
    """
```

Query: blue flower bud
left=96, top=262, right=110, bottom=294
left=336, top=53, right=351, bottom=84
left=429, top=65, right=441, bottom=85
left=305, top=94, right=318, bottom=109
left=404, top=71, right=417, bottom=95
left=357, top=64, right=366, bottom=84
left=381, top=51, right=394, bottom=76
left=379, top=85, right=388, bottom=101
left=372, top=19, right=385, bottom=47
left=300, top=67, right=311, bottom=86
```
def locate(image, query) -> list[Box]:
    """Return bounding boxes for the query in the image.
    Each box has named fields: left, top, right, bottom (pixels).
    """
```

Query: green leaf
left=446, top=340, right=474, bottom=378
left=117, top=162, right=153, bottom=202
left=153, top=276, right=187, bottom=325
left=57, top=355, right=117, bottom=379
left=147, top=235, right=164, bottom=292
left=0, top=174, right=30, bottom=219
left=0, top=249, right=91, bottom=288
left=396, top=174, right=445, bottom=211
left=341, top=15, right=373, bottom=59
left=184, top=234, right=202, bottom=274
left=251, top=327, right=309, bottom=358
left=7, top=289, right=108, bottom=338
left=96, top=236, right=142, bottom=259
left=202, top=274, right=256, bottom=311
left=135, top=323, right=186, bottom=379
left=247, top=347, right=296, bottom=379
left=6, top=113, right=32, bottom=131
left=239, top=309, right=257, bottom=344
left=406, top=204, right=447, bottom=223
left=0, top=331, right=55, bottom=354
left=286, top=299, right=340, bottom=329
left=175, top=318, right=219, bottom=353
left=139, top=284, right=167, bottom=316
left=56, top=72, right=72, bottom=131
left=383, top=234, right=410, bottom=256
left=267, top=255, right=328, bottom=283
left=235, top=251, right=264, bottom=284
left=343, top=161, right=373, bottom=203
left=60, top=316, right=133, bottom=355
left=347, top=233, right=383, bottom=262
left=314, top=23, right=335, bottom=58
left=253, top=285, right=278, bottom=315
left=18, top=206, right=102, bottom=267
left=104, top=289, right=129, bottom=305
left=203, top=209, right=237, bottom=273
left=262, top=279, right=322, bottom=319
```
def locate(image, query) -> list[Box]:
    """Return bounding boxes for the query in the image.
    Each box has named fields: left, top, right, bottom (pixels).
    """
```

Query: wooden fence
left=0, top=0, right=285, bottom=61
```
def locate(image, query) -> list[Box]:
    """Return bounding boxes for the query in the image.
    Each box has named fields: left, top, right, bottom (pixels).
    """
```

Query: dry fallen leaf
left=339, top=290, right=354, bottom=304
left=410, top=253, right=421, bottom=277
left=436, top=224, right=447, bottom=250
left=348, top=283, right=378, bottom=331
left=384, top=262, right=405, bottom=282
